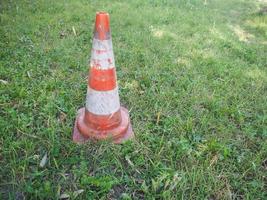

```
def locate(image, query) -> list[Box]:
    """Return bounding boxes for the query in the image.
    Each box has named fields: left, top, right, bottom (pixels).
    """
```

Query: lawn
left=0, top=0, right=266, bottom=199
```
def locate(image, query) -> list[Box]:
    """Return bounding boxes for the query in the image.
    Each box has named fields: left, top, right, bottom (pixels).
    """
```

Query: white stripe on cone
left=92, top=38, right=113, bottom=51
left=90, top=58, right=115, bottom=69
left=90, top=38, right=115, bottom=69
left=85, top=86, right=120, bottom=115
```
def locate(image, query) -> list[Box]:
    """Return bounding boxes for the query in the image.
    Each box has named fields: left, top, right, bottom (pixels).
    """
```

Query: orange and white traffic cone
left=72, top=12, right=134, bottom=144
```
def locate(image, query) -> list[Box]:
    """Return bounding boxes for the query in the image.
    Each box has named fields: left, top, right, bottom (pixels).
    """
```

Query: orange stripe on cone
left=89, top=67, right=116, bottom=91
left=84, top=109, right=122, bottom=130
left=72, top=11, right=134, bottom=144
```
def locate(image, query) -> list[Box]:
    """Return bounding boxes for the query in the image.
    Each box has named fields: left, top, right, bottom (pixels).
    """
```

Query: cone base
left=72, top=107, right=134, bottom=144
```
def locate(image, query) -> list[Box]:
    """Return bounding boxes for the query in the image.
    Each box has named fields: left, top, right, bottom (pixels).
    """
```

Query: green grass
left=0, top=0, right=267, bottom=199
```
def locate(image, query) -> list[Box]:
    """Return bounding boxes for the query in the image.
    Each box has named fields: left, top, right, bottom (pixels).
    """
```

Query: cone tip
left=94, top=11, right=110, bottom=40
left=96, top=11, right=109, bottom=16
left=95, top=11, right=110, bottom=23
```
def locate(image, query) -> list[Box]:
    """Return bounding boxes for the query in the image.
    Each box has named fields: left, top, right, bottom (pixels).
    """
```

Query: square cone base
left=72, top=107, right=134, bottom=144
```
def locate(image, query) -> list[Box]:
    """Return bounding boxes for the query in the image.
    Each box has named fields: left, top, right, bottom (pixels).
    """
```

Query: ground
left=0, top=0, right=267, bottom=199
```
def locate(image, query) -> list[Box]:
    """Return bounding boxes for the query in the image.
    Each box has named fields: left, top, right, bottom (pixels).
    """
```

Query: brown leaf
left=59, top=111, right=67, bottom=123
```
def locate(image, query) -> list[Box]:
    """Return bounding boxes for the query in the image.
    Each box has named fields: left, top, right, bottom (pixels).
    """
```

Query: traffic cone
left=72, top=11, right=134, bottom=144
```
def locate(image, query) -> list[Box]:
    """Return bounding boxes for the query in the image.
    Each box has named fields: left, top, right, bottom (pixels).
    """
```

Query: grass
left=0, top=0, right=266, bottom=199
